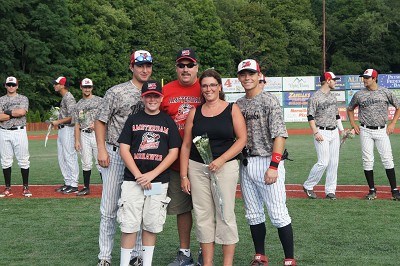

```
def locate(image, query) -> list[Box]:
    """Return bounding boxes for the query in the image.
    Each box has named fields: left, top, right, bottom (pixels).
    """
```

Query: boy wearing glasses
left=347, top=68, right=400, bottom=200
left=161, top=48, right=203, bottom=266
left=95, top=50, right=153, bottom=266
left=0, top=76, right=31, bottom=197
left=118, top=80, right=181, bottom=266
left=73, top=78, right=103, bottom=196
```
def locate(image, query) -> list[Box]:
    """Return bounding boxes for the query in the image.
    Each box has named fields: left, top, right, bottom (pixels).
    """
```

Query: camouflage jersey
left=73, top=95, right=103, bottom=129
left=59, top=91, right=77, bottom=126
left=0, top=94, right=29, bottom=128
left=236, top=91, right=288, bottom=157
left=307, top=90, right=339, bottom=128
left=348, top=86, right=400, bottom=126
left=97, top=80, right=144, bottom=146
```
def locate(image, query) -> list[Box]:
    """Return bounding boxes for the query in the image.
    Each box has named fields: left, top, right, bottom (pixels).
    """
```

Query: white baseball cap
left=81, top=78, right=93, bottom=87
left=52, top=76, right=67, bottom=85
left=320, top=72, right=340, bottom=82
left=359, top=69, right=378, bottom=78
left=5, top=76, right=18, bottom=85
left=237, top=59, right=260, bottom=74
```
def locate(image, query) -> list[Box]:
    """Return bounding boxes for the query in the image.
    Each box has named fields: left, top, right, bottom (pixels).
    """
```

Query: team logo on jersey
left=138, top=132, right=160, bottom=152
left=174, top=103, right=193, bottom=122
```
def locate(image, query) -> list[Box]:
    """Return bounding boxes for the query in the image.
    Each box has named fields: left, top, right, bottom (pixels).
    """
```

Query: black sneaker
left=129, top=256, right=143, bottom=266
left=55, top=185, right=69, bottom=193
left=365, top=188, right=377, bottom=200
left=391, top=189, right=400, bottom=201
left=63, top=186, right=78, bottom=194
left=97, top=260, right=111, bottom=266
left=77, top=187, right=90, bottom=196
left=325, top=193, right=337, bottom=200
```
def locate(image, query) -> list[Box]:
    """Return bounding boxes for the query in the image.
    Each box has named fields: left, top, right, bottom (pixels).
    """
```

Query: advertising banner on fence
left=222, top=78, right=244, bottom=93
left=283, top=91, right=313, bottom=107
left=225, top=92, right=245, bottom=103
left=344, top=75, right=364, bottom=90
left=378, top=74, right=400, bottom=89
left=284, top=108, right=308, bottom=122
left=263, top=77, right=283, bottom=91
left=346, top=90, right=360, bottom=104
left=314, top=75, right=346, bottom=91
left=283, top=76, right=315, bottom=91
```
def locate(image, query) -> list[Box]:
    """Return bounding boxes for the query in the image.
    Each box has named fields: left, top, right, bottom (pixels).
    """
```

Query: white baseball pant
left=240, top=156, right=291, bottom=228
left=80, top=131, right=101, bottom=172
left=57, top=126, right=79, bottom=187
left=303, top=129, right=340, bottom=195
left=0, top=127, right=30, bottom=169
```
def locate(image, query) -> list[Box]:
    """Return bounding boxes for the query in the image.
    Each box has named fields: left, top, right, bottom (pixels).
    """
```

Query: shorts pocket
left=158, top=196, right=171, bottom=225
left=116, top=198, right=126, bottom=225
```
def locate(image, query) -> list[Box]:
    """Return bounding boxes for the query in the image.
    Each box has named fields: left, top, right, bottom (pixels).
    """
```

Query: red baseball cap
left=359, top=69, right=378, bottom=78
left=320, top=72, right=340, bottom=82
left=237, top=59, right=260, bottom=74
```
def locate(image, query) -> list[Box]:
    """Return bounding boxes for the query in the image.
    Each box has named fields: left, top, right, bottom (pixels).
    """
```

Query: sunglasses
left=6, top=83, right=17, bottom=87
left=135, top=55, right=153, bottom=63
left=82, top=86, right=93, bottom=89
left=176, top=62, right=197, bottom=69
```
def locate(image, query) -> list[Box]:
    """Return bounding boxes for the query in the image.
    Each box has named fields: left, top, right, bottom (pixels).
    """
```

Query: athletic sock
left=21, top=168, right=29, bottom=186
left=278, top=223, right=294, bottom=259
left=3, top=167, right=11, bottom=187
left=385, top=168, right=397, bottom=190
left=142, top=246, right=155, bottom=266
left=120, top=247, right=133, bottom=266
left=179, top=248, right=191, bottom=257
left=364, top=170, right=375, bottom=189
left=250, top=222, right=266, bottom=255
left=83, top=170, right=91, bottom=188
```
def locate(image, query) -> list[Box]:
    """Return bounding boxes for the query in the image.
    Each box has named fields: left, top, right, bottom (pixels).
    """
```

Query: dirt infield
left=1, top=184, right=395, bottom=200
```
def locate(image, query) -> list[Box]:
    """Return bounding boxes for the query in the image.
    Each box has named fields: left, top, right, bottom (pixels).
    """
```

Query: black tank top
left=190, top=103, right=236, bottom=163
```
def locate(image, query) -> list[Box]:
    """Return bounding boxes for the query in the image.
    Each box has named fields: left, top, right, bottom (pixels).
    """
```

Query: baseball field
left=1, top=123, right=399, bottom=265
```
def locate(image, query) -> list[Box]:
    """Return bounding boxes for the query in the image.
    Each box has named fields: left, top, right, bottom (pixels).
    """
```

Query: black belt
left=58, top=125, right=65, bottom=129
left=318, top=126, right=337, bottom=130
left=361, top=124, right=385, bottom=130
left=81, top=129, right=93, bottom=133
left=0, top=126, right=25, bottom=130
left=112, top=146, right=118, bottom=152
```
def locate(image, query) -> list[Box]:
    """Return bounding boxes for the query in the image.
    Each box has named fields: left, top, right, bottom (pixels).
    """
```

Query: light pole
left=322, top=0, right=326, bottom=72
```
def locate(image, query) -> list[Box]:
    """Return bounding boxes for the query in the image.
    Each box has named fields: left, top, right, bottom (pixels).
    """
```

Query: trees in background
left=1, top=0, right=399, bottom=117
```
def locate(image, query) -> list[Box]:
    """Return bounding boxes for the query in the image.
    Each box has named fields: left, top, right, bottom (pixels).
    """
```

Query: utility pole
left=322, top=0, right=326, bottom=72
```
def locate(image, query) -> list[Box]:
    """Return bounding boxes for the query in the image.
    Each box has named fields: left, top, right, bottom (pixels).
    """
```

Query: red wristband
left=269, top=152, right=282, bottom=170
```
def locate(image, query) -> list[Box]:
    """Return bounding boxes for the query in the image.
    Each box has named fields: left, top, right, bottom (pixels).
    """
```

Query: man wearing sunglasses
left=0, top=76, right=31, bottom=197
left=161, top=48, right=203, bottom=266
left=73, top=78, right=103, bottom=196
left=95, top=50, right=153, bottom=266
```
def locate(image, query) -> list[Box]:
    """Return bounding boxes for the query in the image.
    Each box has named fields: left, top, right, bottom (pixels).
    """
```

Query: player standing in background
left=347, top=68, right=400, bottom=201
left=118, top=80, right=181, bottom=266
left=52, top=76, right=80, bottom=194
left=74, top=78, right=103, bottom=196
left=161, top=48, right=202, bottom=266
left=0, top=76, right=31, bottom=197
left=236, top=59, right=296, bottom=266
left=303, top=72, right=344, bottom=200
left=95, top=50, right=153, bottom=266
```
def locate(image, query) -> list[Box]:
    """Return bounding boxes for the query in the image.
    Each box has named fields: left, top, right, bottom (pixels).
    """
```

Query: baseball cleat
left=325, top=193, right=337, bottom=200
left=77, top=187, right=90, bottom=196
left=167, top=251, right=194, bottom=266
left=63, top=186, right=78, bottom=194
left=97, top=260, right=111, bottom=266
left=303, top=186, right=317, bottom=199
left=129, top=256, right=143, bottom=266
left=55, top=184, right=69, bottom=193
left=365, top=189, right=377, bottom=200
left=250, top=253, right=268, bottom=266
left=284, top=258, right=297, bottom=266
left=0, top=187, right=13, bottom=198
left=391, top=189, right=400, bottom=201
left=22, top=186, right=32, bottom=197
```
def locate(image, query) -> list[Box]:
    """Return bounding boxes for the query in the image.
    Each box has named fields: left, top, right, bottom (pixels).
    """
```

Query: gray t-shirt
left=59, top=91, right=77, bottom=126
left=236, top=91, right=288, bottom=156
left=0, top=94, right=29, bottom=128
left=307, top=90, right=339, bottom=128
left=97, top=80, right=144, bottom=146
left=348, top=86, right=399, bottom=126
left=74, top=95, right=103, bottom=129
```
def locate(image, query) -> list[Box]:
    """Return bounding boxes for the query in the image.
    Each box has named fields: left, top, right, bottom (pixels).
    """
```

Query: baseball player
left=118, top=80, right=181, bottom=266
left=74, top=78, right=102, bottom=196
left=0, top=76, right=31, bottom=197
left=52, top=77, right=80, bottom=194
left=303, top=72, right=344, bottom=200
left=236, top=59, right=296, bottom=266
left=95, top=50, right=152, bottom=266
left=161, top=48, right=202, bottom=266
left=347, top=68, right=400, bottom=201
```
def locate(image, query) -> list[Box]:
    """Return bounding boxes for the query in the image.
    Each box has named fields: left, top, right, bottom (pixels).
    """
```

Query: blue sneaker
left=167, top=251, right=194, bottom=266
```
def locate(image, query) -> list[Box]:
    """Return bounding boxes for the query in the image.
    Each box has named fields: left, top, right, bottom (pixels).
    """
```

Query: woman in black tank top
left=179, top=69, right=247, bottom=265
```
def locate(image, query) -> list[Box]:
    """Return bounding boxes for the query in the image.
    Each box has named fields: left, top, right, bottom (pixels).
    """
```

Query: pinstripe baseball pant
left=80, top=131, right=101, bottom=172
left=303, top=129, right=340, bottom=195
left=360, top=126, right=394, bottom=170
left=0, top=127, right=30, bottom=169
left=98, top=143, right=142, bottom=262
left=57, top=126, right=79, bottom=187
left=240, top=156, right=291, bottom=228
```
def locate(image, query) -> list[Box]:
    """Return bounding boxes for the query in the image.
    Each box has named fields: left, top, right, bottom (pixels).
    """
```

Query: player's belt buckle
left=81, top=129, right=93, bottom=133
left=361, top=124, right=385, bottom=130
left=58, top=125, right=65, bottom=129
left=112, top=146, right=118, bottom=152
left=318, top=126, right=336, bottom=130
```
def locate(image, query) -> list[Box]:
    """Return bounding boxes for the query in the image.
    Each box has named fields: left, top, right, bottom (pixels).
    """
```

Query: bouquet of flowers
left=340, top=129, right=355, bottom=148
left=78, top=110, right=87, bottom=124
left=44, top=106, right=60, bottom=147
left=193, top=134, right=225, bottom=222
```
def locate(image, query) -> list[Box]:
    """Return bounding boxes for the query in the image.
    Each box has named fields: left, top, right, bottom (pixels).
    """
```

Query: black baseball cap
left=176, top=48, right=197, bottom=62
left=141, top=80, right=163, bottom=97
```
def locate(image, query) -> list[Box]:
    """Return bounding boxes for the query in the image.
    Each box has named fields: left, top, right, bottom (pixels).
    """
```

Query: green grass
left=1, top=198, right=399, bottom=265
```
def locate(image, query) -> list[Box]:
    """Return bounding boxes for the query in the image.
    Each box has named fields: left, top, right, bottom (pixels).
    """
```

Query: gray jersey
left=97, top=80, right=144, bottom=146
left=74, top=95, right=103, bottom=129
left=59, top=91, right=77, bottom=125
left=236, top=91, right=288, bottom=156
left=307, top=90, right=339, bottom=128
left=348, top=86, right=399, bottom=126
left=0, top=94, right=29, bottom=128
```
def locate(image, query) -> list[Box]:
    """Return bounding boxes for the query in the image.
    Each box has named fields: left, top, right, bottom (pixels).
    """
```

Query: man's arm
left=95, top=120, right=109, bottom=167
left=264, top=136, right=286, bottom=185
